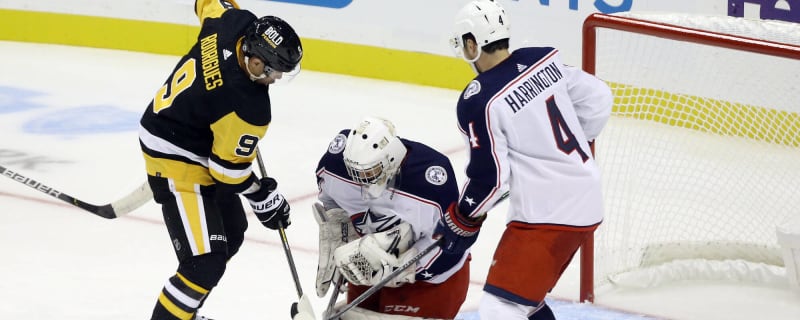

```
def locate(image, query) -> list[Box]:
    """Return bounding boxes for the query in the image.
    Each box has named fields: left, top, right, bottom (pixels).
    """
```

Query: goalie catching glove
left=333, top=222, right=418, bottom=288
left=244, top=177, right=291, bottom=229
left=313, top=203, right=358, bottom=297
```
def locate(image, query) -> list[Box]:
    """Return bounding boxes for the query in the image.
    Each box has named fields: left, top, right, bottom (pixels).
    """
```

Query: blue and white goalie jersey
left=315, top=129, right=468, bottom=284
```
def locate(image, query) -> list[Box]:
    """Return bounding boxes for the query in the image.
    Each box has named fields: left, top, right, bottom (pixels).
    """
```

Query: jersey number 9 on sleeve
left=235, top=134, right=259, bottom=157
left=153, top=59, right=197, bottom=113
left=546, top=96, right=590, bottom=162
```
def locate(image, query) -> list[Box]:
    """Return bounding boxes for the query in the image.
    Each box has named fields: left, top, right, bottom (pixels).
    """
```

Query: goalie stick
left=321, top=216, right=352, bottom=319
left=326, top=191, right=511, bottom=320
left=0, top=164, right=152, bottom=219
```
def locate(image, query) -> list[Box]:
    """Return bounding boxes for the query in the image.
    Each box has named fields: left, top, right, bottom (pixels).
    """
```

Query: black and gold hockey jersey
left=139, top=0, right=267, bottom=194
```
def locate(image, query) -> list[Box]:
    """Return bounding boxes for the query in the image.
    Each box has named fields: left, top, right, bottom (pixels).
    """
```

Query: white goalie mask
left=450, top=0, right=510, bottom=63
left=343, top=117, right=408, bottom=199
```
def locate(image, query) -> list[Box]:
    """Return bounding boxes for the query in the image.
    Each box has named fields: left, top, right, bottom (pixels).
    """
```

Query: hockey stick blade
left=0, top=164, right=153, bottom=219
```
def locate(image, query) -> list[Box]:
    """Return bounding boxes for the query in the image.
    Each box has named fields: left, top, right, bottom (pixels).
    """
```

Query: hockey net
left=581, top=12, right=800, bottom=299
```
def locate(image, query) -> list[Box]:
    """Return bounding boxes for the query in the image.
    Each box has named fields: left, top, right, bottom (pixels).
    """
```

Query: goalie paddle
left=0, top=164, right=152, bottom=219
left=325, top=191, right=510, bottom=320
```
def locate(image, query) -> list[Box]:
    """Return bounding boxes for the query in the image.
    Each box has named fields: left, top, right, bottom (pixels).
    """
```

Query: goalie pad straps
left=314, top=203, right=358, bottom=297
left=333, top=222, right=418, bottom=288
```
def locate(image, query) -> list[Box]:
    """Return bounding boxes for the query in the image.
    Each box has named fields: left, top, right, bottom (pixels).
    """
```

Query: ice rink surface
left=1, top=41, right=798, bottom=319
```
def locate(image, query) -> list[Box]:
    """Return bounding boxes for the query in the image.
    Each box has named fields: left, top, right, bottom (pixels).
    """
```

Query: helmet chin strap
left=244, top=56, right=267, bottom=81
left=464, top=48, right=483, bottom=74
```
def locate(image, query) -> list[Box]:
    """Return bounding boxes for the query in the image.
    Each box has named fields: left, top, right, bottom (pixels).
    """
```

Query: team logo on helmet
left=425, top=166, right=448, bottom=186
left=329, top=133, right=347, bottom=154
left=463, top=80, right=481, bottom=99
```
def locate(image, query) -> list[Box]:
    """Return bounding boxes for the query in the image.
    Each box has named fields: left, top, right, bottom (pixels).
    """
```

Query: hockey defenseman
left=435, top=1, right=613, bottom=319
left=138, top=0, right=313, bottom=319
left=313, top=117, right=471, bottom=319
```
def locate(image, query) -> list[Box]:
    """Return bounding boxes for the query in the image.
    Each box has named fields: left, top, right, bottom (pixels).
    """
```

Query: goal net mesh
left=589, top=12, right=800, bottom=288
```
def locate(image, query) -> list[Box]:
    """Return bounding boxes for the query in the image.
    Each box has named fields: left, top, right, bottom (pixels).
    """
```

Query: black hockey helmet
left=242, top=16, right=303, bottom=73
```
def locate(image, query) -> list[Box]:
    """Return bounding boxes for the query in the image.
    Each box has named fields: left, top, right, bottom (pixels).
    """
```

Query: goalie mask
left=343, top=117, right=408, bottom=199
left=450, top=0, right=509, bottom=63
left=242, top=15, right=303, bottom=82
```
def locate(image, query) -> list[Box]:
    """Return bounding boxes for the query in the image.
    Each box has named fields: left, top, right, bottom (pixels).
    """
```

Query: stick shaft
left=254, top=149, right=304, bottom=298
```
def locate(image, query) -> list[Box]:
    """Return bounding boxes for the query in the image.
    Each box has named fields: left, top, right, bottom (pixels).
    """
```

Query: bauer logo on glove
left=252, top=191, right=285, bottom=213
left=245, top=177, right=291, bottom=229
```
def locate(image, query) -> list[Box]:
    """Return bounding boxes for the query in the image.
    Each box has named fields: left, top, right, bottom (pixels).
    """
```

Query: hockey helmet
left=451, top=0, right=510, bottom=61
left=243, top=16, right=303, bottom=73
left=343, top=117, right=408, bottom=199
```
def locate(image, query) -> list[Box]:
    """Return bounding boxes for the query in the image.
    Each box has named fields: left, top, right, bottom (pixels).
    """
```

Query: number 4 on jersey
left=465, top=96, right=590, bottom=162
left=546, top=96, right=590, bottom=162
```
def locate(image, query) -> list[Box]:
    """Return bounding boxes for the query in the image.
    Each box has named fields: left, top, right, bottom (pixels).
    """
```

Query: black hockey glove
left=244, top=177, right=291, bottom=230
left=434, top=202, right=484, bottom=254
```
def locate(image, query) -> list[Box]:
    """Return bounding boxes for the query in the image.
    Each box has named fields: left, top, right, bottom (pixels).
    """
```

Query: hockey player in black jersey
left=138, top=1, right=304, bottom=319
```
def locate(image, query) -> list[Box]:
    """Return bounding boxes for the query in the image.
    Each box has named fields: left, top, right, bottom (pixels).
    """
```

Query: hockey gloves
left=333, top=222, right=417, bottom=288
left=244, top=177, right=291, bottom=230
left=435, top=202, right=484, bottom=255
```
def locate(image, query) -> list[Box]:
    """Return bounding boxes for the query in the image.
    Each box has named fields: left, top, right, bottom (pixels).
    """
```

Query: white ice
left=0, top=41, right=798, bottom=320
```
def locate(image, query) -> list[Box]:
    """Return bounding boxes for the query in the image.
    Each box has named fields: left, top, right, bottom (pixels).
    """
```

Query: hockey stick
left=321, top=217, right=353, bottom=318
left=0, top=164, right=152, bottom=219
left=322, top=274, right=345, bottom=319
left=253, top=149, right=304, bottom=299
left=325, top=190, right=510, bottom=320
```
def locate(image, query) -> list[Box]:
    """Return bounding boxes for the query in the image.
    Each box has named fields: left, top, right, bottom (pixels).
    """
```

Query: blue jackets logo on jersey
left=328, top=133, right=347, bottom=154
left=463, top=80, right=481, bottom=99
left=425, top=166, right=448, bottom=186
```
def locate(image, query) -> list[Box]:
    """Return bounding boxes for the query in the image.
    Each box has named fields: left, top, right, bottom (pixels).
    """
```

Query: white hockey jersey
left=315, top=130, right=469, bottom=284
left=456, top=47, right=613, bottom=227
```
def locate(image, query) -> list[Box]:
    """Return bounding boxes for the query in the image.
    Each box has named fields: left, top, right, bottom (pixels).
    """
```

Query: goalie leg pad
left=333, top=222, right=418, bottom=287
left=315, top=203, right=358, bottom=297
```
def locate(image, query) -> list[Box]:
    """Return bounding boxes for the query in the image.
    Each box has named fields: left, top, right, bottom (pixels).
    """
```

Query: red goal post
left=580, top=12, right=800, bottom=303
